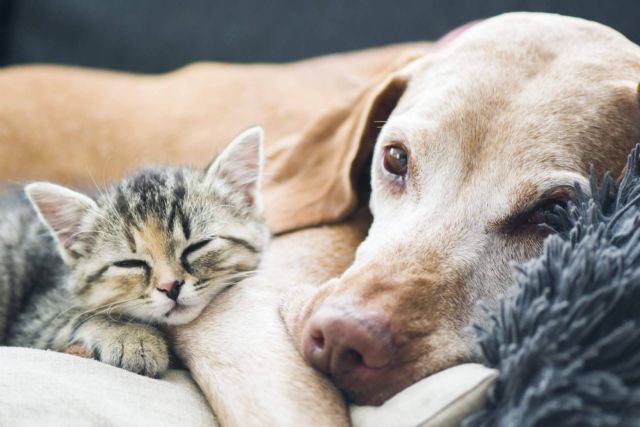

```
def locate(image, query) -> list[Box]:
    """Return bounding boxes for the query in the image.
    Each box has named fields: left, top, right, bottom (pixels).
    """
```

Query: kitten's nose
left=157, top=280, right=184, bottom=301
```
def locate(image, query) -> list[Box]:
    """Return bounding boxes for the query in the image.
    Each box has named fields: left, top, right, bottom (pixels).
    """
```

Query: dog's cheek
left=407, top=325, right=476, bottom=379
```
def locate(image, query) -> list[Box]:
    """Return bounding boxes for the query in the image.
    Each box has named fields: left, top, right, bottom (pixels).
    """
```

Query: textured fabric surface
left=351, top=363, right=497, bottom=427
left=464, top=146, right=640, bottom=426
left=0, top=347, right=494, bottom=426
left=0, top=347, right=216, bottom=427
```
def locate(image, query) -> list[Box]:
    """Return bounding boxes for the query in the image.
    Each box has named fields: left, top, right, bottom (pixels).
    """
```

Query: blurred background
left=1, top=0, right=639, bottom=73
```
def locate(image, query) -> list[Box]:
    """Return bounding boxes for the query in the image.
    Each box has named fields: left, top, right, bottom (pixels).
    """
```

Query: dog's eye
left=383, top=145, right=408, bottom=176
left=513, top=200, right=568, bottom=235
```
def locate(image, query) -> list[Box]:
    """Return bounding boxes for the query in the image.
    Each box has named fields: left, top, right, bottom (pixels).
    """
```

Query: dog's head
left=288, top=13, right=640, bottom=405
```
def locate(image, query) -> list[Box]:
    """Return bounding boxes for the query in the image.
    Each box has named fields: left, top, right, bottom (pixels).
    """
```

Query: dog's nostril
left=310, top=330, right=325, bottom=350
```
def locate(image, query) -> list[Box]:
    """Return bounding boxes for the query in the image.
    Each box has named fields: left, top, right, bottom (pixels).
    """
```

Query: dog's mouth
left=288, top=283, right=476, bottom=405
left=331, top=361, right=417, bottom=405
left=292, top=295, right=441, bottom=406
left=329, top=347, right=470, bottom=405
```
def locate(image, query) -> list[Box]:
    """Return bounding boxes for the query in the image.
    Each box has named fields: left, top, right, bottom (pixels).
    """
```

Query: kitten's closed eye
left=182, top=239, right=212, bottom=258
left=181, top=239, right=213, bottom=274
left=113, top=259, right=150, bottom=270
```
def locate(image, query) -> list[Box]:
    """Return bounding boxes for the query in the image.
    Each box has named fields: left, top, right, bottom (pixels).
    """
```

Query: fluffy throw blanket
left=464, top=146, right=640, bottom=427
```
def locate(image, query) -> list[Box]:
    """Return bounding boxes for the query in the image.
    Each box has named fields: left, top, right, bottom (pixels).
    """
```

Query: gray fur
left=463, top=145, right=640, bottom=426
left=0, top=130, right=268, bottom=377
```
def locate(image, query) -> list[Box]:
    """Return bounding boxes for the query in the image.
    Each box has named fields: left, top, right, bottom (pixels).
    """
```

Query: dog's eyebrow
left=535, top=172, right=590, bottom=201
left=490, top=172, right=589, bottom=232
left=379, top=118, right=429, bottom=145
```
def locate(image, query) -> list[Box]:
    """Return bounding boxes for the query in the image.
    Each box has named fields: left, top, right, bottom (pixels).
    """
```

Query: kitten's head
left=26, top=127, right=269, bottom=325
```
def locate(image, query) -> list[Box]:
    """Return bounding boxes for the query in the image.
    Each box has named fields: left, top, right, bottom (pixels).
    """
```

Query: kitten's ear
left=25, top=183, right=97, bottom=256
left=206, top=126, right=264, bottom=210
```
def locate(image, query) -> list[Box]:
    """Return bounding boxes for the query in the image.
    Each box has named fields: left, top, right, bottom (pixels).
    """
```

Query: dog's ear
left=353, top=53, right=436, bottom=160
left=615, top=81, right=640, bottom=181
left=263, top=48, right=430, bottom=233
left=351, top=72, right=410, bottom=177
left=350, top=54, right=432, bottom=196
left=610, top=80, right=640, bottom=181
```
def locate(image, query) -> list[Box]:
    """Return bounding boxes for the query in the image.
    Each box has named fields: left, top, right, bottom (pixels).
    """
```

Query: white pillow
left=350, top=363, right=498, bottom=427
left=0, top=347, right=496, bottom=427
left=0, top=347, right=216, bottom=427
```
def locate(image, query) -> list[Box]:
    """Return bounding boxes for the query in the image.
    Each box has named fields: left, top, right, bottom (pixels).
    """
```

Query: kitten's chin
left=162, top=303, right=206, bottom=325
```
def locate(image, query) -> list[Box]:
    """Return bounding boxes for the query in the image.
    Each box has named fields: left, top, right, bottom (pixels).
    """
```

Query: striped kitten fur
left=0, top=127, right=269, bottom=377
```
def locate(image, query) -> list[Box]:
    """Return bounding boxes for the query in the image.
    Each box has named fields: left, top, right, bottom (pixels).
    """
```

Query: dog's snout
left=303, top=303, right=394, bottom=381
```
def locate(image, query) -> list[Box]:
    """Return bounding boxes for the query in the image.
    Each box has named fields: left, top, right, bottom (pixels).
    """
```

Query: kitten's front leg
left=68, top=315, right=170, bottom=377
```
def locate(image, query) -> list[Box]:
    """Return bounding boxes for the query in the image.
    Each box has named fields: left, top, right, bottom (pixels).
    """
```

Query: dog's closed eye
left=494, top=185, right=575, bottom=236
left=511, top=199, right=569, bottom=234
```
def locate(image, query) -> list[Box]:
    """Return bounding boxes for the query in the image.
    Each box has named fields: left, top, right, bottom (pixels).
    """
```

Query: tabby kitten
left=0, top=127, right=269, bottom=377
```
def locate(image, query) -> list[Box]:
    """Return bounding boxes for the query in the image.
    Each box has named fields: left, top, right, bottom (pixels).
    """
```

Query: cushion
left=350, top=363, right=498, bottom=427
left=0, top=347, right=496, bottom=426
left=0, top=347, right=216, bottom=427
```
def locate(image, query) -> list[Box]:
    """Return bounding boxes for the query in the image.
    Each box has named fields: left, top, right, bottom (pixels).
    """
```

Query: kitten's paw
left=95, top=326, right=170, bottom=378
left=64, top=343, right=92, bottom=359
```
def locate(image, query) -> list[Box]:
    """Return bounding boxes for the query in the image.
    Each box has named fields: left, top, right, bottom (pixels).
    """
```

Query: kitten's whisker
left=49, top=303, right=83, bottom=324
left=74, top=297, right=141, bottom=320
left=71, top=297, right=143, bottom=330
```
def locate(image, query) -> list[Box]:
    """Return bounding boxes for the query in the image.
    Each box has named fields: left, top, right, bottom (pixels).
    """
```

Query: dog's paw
left=92, top=325, right=170, bottom=378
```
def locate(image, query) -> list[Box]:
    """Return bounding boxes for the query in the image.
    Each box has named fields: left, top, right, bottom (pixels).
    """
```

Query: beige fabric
left=350, top=364, right=498, bottom=427
left=0, top=347, right=216, bottom=427
left=0, top=347, right=494, bottom=426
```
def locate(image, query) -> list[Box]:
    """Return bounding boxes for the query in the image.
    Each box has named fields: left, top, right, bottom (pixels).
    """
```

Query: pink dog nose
left=157, top=280, right=184, bottom=301
left=303, top=303, right=395, bottom=378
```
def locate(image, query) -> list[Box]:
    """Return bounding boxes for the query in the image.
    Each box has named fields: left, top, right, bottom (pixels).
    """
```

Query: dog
left=276, top=12, right=640, bottom=407
left=173, top=12, right=640, bottom=425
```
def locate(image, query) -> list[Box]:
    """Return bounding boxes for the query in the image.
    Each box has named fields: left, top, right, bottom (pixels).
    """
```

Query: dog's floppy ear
left=349, top=70, right=411, bottom=192
left=262, top=48, right=430, bottom=233
left=615, top=81, right=640, bottom=181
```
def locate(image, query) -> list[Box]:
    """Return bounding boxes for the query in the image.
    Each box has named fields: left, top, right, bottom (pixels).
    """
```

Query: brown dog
left=282, top=12, right=640, bottom=406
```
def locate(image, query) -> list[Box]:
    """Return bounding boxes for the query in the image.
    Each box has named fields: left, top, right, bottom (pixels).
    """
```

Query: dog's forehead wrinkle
left=379, top=121, right=417, bottom=144
left=397, top=18, right=640, bottom=179
left=488, top=170, right=590, bottom=219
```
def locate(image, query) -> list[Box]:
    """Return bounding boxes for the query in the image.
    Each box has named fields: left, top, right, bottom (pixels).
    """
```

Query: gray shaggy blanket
left=463, top=146, right=640, bottom=427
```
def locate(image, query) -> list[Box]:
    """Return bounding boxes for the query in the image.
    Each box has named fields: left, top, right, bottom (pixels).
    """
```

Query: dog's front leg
left=172, top=281, right=347, bottom=426
left=170, top=216, right=369, bottom=427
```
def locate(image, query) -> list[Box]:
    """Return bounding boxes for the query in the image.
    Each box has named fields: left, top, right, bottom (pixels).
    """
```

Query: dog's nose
left=157, top=280, right=184, bottom=301
left=303, top=303, right=394, bottom=378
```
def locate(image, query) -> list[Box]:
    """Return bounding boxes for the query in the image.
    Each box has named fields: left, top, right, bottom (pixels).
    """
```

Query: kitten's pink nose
left=157, top=280, right=184, bottom=301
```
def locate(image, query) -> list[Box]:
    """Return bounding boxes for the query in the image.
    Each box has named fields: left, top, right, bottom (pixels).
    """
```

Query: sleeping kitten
left=0, top=127, right=269, bottom=377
